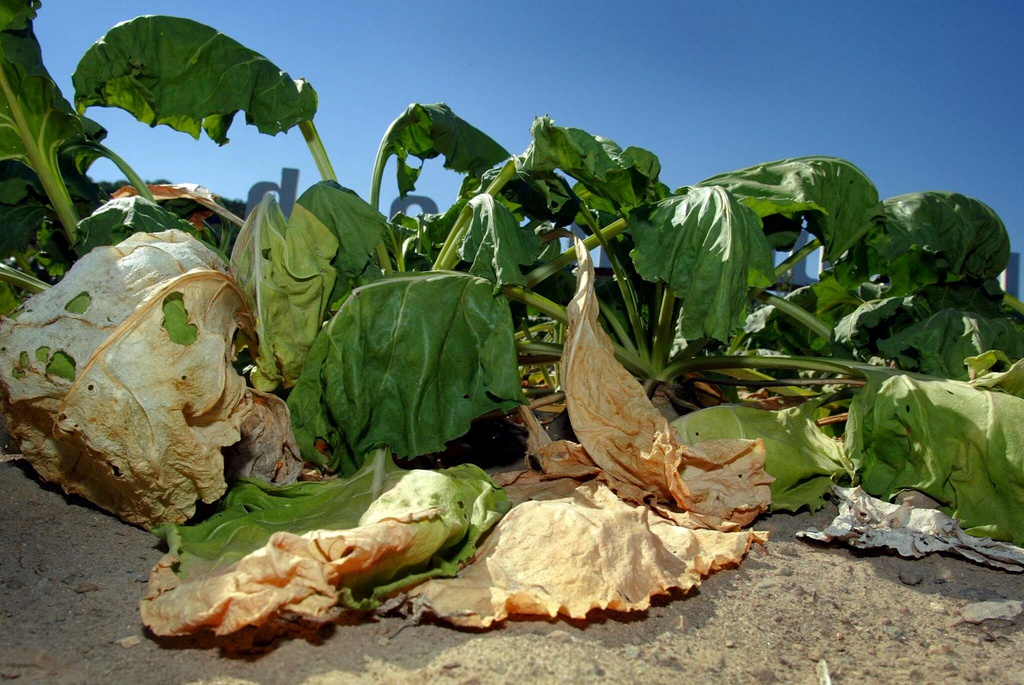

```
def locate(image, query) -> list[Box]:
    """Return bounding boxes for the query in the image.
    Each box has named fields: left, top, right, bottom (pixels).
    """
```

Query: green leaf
left=877, top=309, right=1024, bottom=380
left=832, top=294, right=920, bottom=360
left=287, top=272, right=524, bottom=474
left=457, top=194, right=541, bottom=287
left=673, top=401, right=852, bottom=512
left=695, top=156, right=882, bottom=261
left=848, top=371, right=1024, bottom=544
left=872, top=191, right=1010, bottom=289
left=517, top=116, right=664, bottom=211
left=73, top=16, right=317, bottom=145
left=152, top=451, right=510, bottom=610
left=383, top=103, right=510, bottom=196
left=229, top=191, right=338, bottom=391
left=0, top=1, right=83, bottom=240
left=292, top=181, right=387, bottom=307
left=627, top=186, right=775, bottom=342
left=75, top=196, right=196, bottom=255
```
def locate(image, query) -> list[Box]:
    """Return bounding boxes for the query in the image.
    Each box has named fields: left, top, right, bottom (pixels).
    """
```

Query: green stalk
left=599, top=298, right=638, bottom=354
left=0, top=67, right=79, bottom=244
left=432, top=159, right=516, bottom=271
left=519, top=321, right=558, bottom=391
left=659, top=354, right=866, bottom=384
left=515, top=339, right=653, bottom=381
left=298, top=120, right=337, bottom=182
left=1005, top=293, right=1024, bottom=317
left=67, top=141, right=155, bottom=202
left=577, top=206, right=649, bottom=360
left=774, top=236, right=822, bottom=282
left=501, top=285, right=568, bottom=325
left=524, top=218, right=628, bottom=288
left=0, top=263, right=48, bottom=293
left=757, top=291, right=833, bottom=341
left=651, top=285, right=677, bottom=370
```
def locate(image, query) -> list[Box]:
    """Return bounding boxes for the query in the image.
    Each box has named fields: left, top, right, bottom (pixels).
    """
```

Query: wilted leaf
left=518, top=116, right=663, bottom=211
left=112, top=183, right=243, bottom=227
left=556, top=239, right=772, bottom=528
left=0, top=230, right=254, bottom=527
left=411, top=480, right=765, bottom=628
left=673, top=401, right=853, bottom=512
left=141, top=454, right=509, bottom=636
left=797, top=486, right=1024, bottom=572
left=382, top=103, right=510, bottom=196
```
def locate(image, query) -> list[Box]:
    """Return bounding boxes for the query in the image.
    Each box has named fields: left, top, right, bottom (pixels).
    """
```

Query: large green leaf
left=457, top=194, right=541, bottom=287
left=287, top=271, right=524, bottom=474
left=73, top=16, right=317, bottom=144
left=229, top=191, right=338, bottom=392
left=877, top=309, right=1024, bottom=380
left=151, top=451, right=510, bottom=613
left=695, top=156, right=882, bottom=261
left=848, top=371, right=1024, bottom=544
left=517, top=116, right=664, bottom=211
left=673, top=401, right=852, bottom=512
left=627, top=186, right=775, bottom=342
left=383, top=103, right=510, bottom=196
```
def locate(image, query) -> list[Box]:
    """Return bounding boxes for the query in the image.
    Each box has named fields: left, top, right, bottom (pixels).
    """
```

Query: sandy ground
left=2, top=459, right=1023, bottom=685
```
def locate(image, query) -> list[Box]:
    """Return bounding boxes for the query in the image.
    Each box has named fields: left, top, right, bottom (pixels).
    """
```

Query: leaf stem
left=659, top=354, right=866, bottom=383
left=774, top=236, right=822, bottom=283
left=515, top=339, right=654, bottom=380
left=1005, top=293, right=1024, bottom=317
left=756, top=291, right=833, bottom=341
left=69, top=141, right=155, bottom=202
left=523, top=217, right=628, bottom=288
left=651, top=285, right=677, bottom=370
left=432, top=159, right=516, bottom=271
left=298, top=120, right=337, bottom=182
left=0, top=263, right=48, bottom=293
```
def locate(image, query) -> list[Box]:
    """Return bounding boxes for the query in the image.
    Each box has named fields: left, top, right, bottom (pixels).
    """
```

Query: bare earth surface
left=2, top=460, right=1023, bottom=685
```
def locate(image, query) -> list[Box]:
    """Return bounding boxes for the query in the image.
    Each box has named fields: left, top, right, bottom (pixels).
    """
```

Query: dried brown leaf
left=411, top=481, right=765, bottom=628
left=555, top=240, right=772, bottom=527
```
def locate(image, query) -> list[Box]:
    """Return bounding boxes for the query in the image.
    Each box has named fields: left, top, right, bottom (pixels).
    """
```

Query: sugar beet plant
left=5, top=3, right=1024, bottom=542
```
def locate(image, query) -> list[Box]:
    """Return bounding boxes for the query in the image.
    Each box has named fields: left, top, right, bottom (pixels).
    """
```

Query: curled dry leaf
left=112, top=183, right=244, bottom=227
left=0, top=230, right=255, bottom=527
left=141, top=462, right=508, bottom=636
left=556, top=239, right=772, bottom=527
left=410, top=480, right=765, bottom=628
left=223, top=390, right=303, bottom=484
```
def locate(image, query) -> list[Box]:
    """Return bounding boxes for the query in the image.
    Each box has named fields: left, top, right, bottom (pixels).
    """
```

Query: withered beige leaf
left=557, top=239, right=772, bottom=527
left=411, top=481, right=766, bottom=628
left=112, top=183, right=244, bottom=227
left=0, top=231, right=254, bottom=527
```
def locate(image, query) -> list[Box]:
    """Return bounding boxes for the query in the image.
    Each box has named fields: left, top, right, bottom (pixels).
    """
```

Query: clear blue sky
left=37, top=1, right=1024, bottom=255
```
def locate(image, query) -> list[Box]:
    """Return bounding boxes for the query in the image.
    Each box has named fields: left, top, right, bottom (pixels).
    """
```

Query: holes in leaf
left=463, top=394, right=470, bottom=400
left=110, top=463, right=122, bottom=478
left=161, top=292, right=198, bottom=345
left=11, top=351, right=29, bottom=379
left=64, top=291, right=92, bottom=314
left=35, top=346, right=49, bottom=363
left=46, top=351, right=76, bottom=382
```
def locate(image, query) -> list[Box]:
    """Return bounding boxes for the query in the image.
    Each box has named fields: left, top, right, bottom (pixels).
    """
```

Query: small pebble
left=898, top=570, right=924, bottom=586
left=115, top=635, right=142, bottom=649
left=751, top=668, right=777, bottom=683
left=74, top=582, right=100, bottom=594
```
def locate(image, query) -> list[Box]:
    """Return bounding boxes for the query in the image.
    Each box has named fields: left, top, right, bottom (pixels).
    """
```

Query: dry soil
left=2, top=460, right=1023, bottom=685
